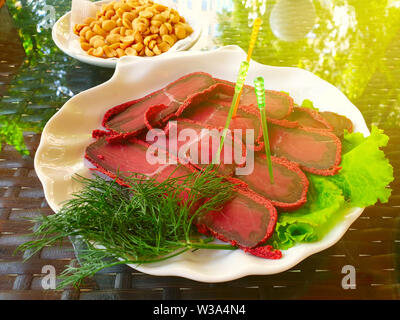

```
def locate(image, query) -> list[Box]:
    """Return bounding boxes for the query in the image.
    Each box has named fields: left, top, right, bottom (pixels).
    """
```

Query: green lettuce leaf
left=271, top=175, right=345, bottom=250
left=330, top=126, right=393, bottom=207
left=301, top=99, right=319, bottom=110
left=272, top=126, right=394, bottom=250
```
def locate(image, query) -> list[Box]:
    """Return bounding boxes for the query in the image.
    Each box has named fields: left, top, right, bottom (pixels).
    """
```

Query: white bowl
left=52, top=0, right=202, bottom=68
left=34, top=45, right=368, bottom=282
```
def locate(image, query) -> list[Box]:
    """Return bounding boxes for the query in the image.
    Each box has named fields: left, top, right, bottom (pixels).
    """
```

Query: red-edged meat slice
left=85, top=137, right=282, bottom=258
left=234, top=155, right=309, bottom=210
left=161, top=120, right=246, bottom=177
left=196, top=190, right=278, bottom=249
left=103, top=72, right=215, bottom=136
left=214, top=79, right=294, bottom=120
left=179, top=101, right=262, bottom=150
left=319, top=111, right=354, bottom=137
left=85, top=137, right=191, bottom=182
left=268, top=124, right=342, bottom=175
left=286, top=107, right=332, bottom=131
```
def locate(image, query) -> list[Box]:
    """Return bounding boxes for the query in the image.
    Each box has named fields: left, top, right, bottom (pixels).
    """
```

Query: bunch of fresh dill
left=15, top=166, right=236, bottom=288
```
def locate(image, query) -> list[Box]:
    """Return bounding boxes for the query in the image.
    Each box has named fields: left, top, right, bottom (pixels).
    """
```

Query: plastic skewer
left=254, top=77, right=274, bottom=184
left=216, top=61, right=250, bottom=163
left=232, top=18, right=262, bottom=118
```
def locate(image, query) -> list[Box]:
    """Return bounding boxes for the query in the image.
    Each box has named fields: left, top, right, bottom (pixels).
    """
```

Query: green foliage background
left=1, top=0, right=400, bottom=153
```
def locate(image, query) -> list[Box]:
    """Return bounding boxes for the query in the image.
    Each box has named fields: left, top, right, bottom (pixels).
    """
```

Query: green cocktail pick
left=216, top=60, right=250, bottom=163
left=254, top=76, right=274, bottom=184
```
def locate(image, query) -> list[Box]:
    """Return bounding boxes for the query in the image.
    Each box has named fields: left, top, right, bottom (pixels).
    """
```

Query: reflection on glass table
left=1, top=0, right=400, bottom=154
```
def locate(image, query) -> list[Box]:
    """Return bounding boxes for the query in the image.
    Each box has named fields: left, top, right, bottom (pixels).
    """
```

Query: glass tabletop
left=0, top=0, right=399, bottom=299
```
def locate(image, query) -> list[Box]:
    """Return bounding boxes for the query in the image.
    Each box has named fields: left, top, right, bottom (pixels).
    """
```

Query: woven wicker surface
left=0, top=137, right=399, bottom=299
left=0, top=1, right=399, bottom=300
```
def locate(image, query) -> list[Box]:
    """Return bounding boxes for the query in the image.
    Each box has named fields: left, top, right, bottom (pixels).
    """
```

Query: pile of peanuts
left=73, top=0, right=193, bottom=58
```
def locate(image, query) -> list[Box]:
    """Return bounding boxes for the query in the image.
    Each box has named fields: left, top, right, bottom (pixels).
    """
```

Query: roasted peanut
left=170, top=14, right=179, bottom=24
left=145, top=46, right=154, bottom=56
left=136, top=23, right=147, bottom=33
left=125, top=47, right=138, bottom=56
left=164, top=22, right=172, bottom=33
left=132, top=42, right=144, bottom=52
left=153, top=44, right=162, bottom=55
left=105, top=10, right=115, bottom=19
left=148, top=39, right=157, bottom=50
left=93, top=24, right=107, bottom=37
left=134, top=31, right=143, bottom=43
left=123, top=11, right=136, bottom=21
left=152, top=13, right=166, bottom=23
left=92, top=47, right=104, bottom=57
left=89, top=35, right=104, bottom=45
left=138, top=17, right=150, bottom=27
left=85, top=30, right=96, bottom=41
left=110, top=27, right=121, bottom=34
left=110, top=43, right=121, bottom=50
left=116, top=8, right=124, bottom=18
left=106, top=33, right=121, bottom=44
left=79, top=26, right=90, bottom=37
left=174, top=25, right=186, bottom=39
left=158, top=41, right=170, bottom=53
left=150, top=19, right=162, bottom=27
left=183, top=23, right=193, bottom=34
left=93, top=39, right=105, bottom=49
left=159, top=24, right=168, bottom=36
left=154, top=4, right=167, bottom=12
left=74, top=23, right=87, bottom=35
left=162, top=34, right=175, bottom=46
left=139, top=10, right=153, bottom=19
left=149, top=25, right=159, bottom=34
left=120, top=42, right=131, bottom=50
left=121, top=3, right=133, bottom=11
left=104, top=46, right=118, bottom=58
left=144, top=34, right=157, bottom=46
left=122, top=35, right=135, bottom=45
left=81, top=41, right=91, bottom=51
left=102, top=19, right=116, bottom=32
left=122, top=18, right=132, bottom=29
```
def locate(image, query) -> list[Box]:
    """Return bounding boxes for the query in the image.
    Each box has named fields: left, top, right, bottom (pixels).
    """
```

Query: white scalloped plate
left=35, top=46, right=368, bottom=282
left=52, top=0, right=202, bottom=68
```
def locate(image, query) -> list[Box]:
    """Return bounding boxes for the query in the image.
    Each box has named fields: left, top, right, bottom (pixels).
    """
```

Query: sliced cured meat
left=196, top=190, right=278, bottom=248
left=161, top=120, right=246, bottom=176
left=286, top=107, right=332, bottom=131
left=103, top=72, right=215, bottom=136
left=85, top=137, right=192, bottom=182
left=85, top=137, right=281, bottom=257
left=214, top=79, right=294, bottom=120
left=178, top=101, right=262, bottom=149
left=235, top=155, right=309, bottom=210
left=268, top=125, right=342, bottom=175
left=320, top=111, right=354, bottom=137
left=104, top=91, right=173, bottom=135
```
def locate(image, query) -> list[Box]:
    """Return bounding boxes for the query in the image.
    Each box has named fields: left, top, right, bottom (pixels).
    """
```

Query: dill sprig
left=16, top=166, right=236, bottom=288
